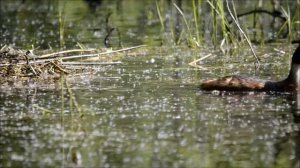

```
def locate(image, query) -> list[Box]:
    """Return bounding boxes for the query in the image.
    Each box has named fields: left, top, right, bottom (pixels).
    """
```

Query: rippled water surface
left=1, top=0, right=300, bottom=167
left=1, top=47, right=300, bottom=167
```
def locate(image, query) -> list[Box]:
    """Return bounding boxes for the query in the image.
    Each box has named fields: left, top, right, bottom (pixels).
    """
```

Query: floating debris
left=0, top=45, right=146, bottom=86
left=0, top=45, right=67, bottom=85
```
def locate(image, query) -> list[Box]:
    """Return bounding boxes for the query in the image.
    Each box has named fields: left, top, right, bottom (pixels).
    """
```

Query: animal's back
left=200, top=75, right=270, bottom=91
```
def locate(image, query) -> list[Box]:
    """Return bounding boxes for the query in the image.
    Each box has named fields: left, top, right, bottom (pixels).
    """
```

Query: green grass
left=59, top=2, right=66, bottom=49
left=155, top=0, right=299, bottom=48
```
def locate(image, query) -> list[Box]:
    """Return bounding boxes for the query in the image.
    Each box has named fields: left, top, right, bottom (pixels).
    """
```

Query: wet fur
left=201, top=75, right=275, bottom=91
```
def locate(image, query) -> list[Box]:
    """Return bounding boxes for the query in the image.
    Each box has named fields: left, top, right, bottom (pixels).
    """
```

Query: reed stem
left=225, top=0, right=260, bottom=67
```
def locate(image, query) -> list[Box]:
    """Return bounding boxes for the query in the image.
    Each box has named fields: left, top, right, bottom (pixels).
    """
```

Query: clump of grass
left=207, top=0, right=236, bottom=47
left=155, top=0, right=298, bottom=48
left=156, top=1, right=165, bottom=33
left=192, top=0, right=202, bottom=45
left=173, top=3, right=193, bottom=44
left=156, top=0, right=202, bottom=47
left=208, top=0, right=218, bottom=46
left=279, top=3, right=300, bottom=42
left=156, top=0, right=176, bottom=45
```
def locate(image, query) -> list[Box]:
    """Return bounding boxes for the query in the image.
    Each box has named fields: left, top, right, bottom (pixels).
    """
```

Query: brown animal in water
left=201, top=40, right=300, bottom=92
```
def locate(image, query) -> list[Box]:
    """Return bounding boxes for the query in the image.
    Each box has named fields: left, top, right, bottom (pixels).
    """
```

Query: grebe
left=201, top=40, right=300, bottom=92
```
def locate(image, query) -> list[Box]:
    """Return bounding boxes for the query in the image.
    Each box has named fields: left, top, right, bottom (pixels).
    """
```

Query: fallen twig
left=0, top=45, right=144, bottom=67
left=188, top=54, right=212, bottom=69
left=189, top=54, right=212, bottom=65
left=39, top=48, right=97, bottom=58
left=60, top=45, right=146, bottom=60
left=39, top=45, right=145, bottom=60
left=50, top=61, right=69, bottom=74
left=62, top=61, right=122, bottom=65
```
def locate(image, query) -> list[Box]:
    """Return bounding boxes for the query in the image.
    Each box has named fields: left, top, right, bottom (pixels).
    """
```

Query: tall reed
left=173, top=3, right=193, bottom=45
left=192, top=0, right=202, bottom=46
left=276, top=2, right=300, bottom=42
left=207, top=0, right=233, bottom=46
left=156, top=1, right=165, bottom=44
left=155, top=0, right=297, bottom=48
left=59, top=2, right=66, bottom=49
left=226, top=0, right=260, bottom=66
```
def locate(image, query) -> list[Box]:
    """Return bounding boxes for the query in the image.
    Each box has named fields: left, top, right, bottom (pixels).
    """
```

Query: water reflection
left=84, top=0, right=102, bottom=12
left=195, top=92, right=300, bottom=168
left=257, top=93, right=300, bottom=168
left=288, top=93, right=300, bottom=167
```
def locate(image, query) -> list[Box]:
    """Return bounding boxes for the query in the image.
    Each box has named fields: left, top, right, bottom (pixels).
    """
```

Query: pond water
left=1, top=46, right=300, bottom=167
left=1, top=0, right=300, bottom=168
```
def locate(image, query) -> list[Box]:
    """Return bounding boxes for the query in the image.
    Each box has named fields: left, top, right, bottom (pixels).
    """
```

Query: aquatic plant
left=192, top=0, right=202, bottom=45
left=279, top=2, right=300, bottom=42
left=59, top=2, right=66, bottom=49
left=156, top=1, right=165, bottom=44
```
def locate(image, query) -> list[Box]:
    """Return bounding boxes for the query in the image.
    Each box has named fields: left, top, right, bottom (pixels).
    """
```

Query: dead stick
left=40, top=45, right=146, bottom=60
left=39, top=49, right=98, bottom=58
left=188, top=54, right=212, bottom=66
left=50, top=62, right=69, bottom=74
left=61, top=45, right=146, bottom=60
left=0, top=45, right=145, bottom=66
